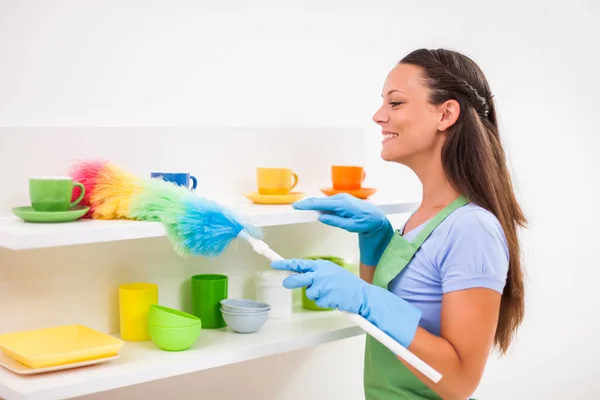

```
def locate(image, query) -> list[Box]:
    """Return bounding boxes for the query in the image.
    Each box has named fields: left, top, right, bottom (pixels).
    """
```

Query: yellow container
left=119, top=282, right=158, bottom=341
left=0, top=324, right=124, bottom=369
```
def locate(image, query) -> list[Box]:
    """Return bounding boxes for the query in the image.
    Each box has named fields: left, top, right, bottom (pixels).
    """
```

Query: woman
left=271, top=48, right=527, bottom=400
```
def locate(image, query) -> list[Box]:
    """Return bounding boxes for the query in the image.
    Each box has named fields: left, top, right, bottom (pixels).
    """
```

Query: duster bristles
left=69, top=160, right=144, bottom=220
left=128, top=178, right=191, bottom=222
left=90, top=163, right=143, bottom=220
left=67, top=158, right=264, bottom=258
left=69, top=159, right=108, bottom=218
left=161, top=196, right=264, bottom=258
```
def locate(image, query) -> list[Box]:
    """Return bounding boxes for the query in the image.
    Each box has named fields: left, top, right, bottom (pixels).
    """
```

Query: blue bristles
left=161, top=195, right=264, bottom=258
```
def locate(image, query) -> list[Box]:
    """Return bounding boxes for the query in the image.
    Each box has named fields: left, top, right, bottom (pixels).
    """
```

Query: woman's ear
left=438, top=99, right=460, bottom=132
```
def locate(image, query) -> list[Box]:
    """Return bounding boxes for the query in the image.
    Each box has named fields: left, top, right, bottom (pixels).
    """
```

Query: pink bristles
left=68, top=158, right=108, bottom=218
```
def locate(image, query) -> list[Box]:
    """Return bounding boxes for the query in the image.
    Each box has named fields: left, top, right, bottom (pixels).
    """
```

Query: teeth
left=383, top=133, right=398, bottom=140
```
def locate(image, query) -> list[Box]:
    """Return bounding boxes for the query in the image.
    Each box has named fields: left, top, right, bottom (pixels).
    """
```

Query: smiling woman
left=272, top=48, right=527, bottom=400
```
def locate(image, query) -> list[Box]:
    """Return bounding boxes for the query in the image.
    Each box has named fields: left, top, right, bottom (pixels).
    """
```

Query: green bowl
left=148, top=322, right=202, bottom=351
left=148, top=304, right=201, bottom=328
left=301, top=255, right=349, bottom=311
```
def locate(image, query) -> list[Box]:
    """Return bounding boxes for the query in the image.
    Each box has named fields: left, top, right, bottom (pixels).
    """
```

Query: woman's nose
left=372, top=104, right=388, bottom=125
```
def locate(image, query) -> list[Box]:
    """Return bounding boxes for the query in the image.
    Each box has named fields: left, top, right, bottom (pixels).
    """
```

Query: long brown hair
left=399, top=49, right=527, bottom=354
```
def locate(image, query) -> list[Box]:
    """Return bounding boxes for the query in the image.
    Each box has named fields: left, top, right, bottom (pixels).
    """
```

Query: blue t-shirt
left=387, top=203, right=509, bottom=336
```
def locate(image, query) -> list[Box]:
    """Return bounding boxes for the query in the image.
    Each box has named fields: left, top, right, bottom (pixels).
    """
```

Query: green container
left=148, top=304, right=201, bottom=328
left=191, top=274, right=228, bottom=328
left=148, top=322, right=202, bottom=351
left=301, top=256, right=350, bottom=311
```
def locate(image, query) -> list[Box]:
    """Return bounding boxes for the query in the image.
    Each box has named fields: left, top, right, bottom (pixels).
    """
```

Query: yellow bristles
left=90, top=163, right=143, bottom=220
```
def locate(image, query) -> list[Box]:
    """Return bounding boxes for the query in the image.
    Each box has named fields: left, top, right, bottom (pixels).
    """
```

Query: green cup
left=191, top=274, right=227, bottom=329
left=29, top=176, right=85, bottom=212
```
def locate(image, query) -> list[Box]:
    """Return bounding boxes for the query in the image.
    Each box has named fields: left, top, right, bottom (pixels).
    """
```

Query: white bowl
left=220, top=308, right=269, bottom=333
left=220, top=299, right=270, bottom=314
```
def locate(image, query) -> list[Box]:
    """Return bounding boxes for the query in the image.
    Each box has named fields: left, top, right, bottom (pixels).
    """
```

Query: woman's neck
left=412, top=153, right=461, bottom=212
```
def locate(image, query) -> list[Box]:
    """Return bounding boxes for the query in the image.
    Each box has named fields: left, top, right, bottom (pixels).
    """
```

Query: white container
left=254, top=270, right=292, bottom=318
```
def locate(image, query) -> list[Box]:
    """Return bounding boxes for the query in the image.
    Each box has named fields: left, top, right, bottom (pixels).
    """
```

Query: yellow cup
left=119, top=283, right=158, bottom=341
left=256, top=168, right=298, bottom=195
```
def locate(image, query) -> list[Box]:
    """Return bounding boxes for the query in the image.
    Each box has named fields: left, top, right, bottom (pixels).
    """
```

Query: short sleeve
left=436, top=209, right=509, bottom=294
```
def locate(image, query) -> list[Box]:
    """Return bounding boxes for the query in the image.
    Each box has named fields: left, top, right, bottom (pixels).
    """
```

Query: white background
left=1, top=0, right=599, bottom=398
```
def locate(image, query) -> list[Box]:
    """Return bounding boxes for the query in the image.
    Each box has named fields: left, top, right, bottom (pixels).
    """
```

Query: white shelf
left=0, top=309, right=364, bottom=400
left=0, top=195, right=418, bottom=250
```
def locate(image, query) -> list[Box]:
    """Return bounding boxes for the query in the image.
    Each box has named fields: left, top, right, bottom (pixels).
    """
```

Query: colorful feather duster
left=67, top=159, right=264, bottom=258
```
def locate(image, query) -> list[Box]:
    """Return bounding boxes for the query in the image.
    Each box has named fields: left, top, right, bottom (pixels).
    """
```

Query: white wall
left=0, top=128, right=372, bottom=214
left=1, top=1, right=599, bottom=399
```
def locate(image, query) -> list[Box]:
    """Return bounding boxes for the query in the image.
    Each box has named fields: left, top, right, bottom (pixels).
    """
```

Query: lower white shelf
left=0, top=308, right=364, bottom=400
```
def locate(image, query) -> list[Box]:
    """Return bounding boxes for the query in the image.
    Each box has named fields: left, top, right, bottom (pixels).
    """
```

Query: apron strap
left=372, top=195, right=469, bottom=289
left=410, top=195, right=470, bottom=248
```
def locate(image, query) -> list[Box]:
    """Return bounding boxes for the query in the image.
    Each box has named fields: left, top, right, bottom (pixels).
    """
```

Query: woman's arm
left=399, top=287, right=501, bottom=400
left=271, top=254, right=503, bottom=400
left=360, top=262, right=375, bottom=284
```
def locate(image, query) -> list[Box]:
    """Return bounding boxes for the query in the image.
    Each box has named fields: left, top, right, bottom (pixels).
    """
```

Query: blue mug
left=150, top=172, right=198, bottom=191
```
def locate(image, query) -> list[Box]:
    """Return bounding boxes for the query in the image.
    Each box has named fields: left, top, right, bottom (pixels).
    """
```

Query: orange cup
left=257, top=168, right=298, bottom=195
left=331, top=165, right=366, bottom=190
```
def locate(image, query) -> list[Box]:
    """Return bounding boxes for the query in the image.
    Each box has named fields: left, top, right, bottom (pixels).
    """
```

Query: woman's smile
left=382, top=130, right=399, bottom=144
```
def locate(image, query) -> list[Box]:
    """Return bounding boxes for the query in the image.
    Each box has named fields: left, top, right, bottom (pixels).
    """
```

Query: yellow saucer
left=244, top=191, right=306, bottom=205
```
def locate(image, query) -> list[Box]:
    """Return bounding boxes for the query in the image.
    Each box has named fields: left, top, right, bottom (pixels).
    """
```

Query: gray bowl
left=220, top=308, right=269, bottom=333
left=220, top=299, right=270, bottom=314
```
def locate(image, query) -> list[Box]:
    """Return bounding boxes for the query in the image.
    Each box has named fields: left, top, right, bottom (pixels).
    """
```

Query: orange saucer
left=319, top=187, right=377, bottom=199
left=244, top=191, right=306, bottom=205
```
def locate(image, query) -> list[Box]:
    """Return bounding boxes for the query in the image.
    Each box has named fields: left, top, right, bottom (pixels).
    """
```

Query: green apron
left=364, top=195, right=470, bottom=400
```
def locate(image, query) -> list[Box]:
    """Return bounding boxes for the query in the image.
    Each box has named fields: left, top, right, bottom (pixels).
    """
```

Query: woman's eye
left=390, top=102, right=403, bottom=107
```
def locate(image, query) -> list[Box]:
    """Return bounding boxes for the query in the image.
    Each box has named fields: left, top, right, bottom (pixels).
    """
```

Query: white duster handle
left=238, top=231, right=442, bottom=383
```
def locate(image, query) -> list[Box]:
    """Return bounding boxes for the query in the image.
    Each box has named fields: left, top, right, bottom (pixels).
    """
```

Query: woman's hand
left=271, top=258, right=422, bottom=348
left=293, top=193, right=386, bottom=233
left=293, top=194, right=394, bottom=266
left=272, top=258, right=368, bottom=313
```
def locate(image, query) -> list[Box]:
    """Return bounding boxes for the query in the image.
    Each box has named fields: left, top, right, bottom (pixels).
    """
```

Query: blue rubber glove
left=293, top=194, right=394, bottom=266
left=271, top=258, right=422, bottom=348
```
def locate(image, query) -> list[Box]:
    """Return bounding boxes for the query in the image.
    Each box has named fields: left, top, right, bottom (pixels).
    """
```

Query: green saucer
left=12, top=205, right=90, bottom=223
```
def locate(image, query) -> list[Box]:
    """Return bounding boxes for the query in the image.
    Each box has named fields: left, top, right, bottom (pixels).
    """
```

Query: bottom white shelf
left=0, top=308, right=364, bottom=400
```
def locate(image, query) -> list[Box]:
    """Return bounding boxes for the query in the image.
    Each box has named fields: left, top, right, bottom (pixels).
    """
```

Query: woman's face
left=372, top=63, right=449, bottom=166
